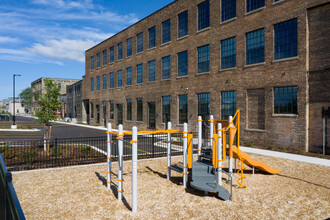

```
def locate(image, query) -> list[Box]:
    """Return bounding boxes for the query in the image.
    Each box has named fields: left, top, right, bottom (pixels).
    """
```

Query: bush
left=282, top=146, right=287, bottom=151
left=51, top=146, right=61, bottom=157
left=268, top=145, right=275, bottom=150
left=26, top=125, right=32, bottom=129
left=81, top=145, right=91, bottom=157
left=247, top=142, right=254, bottom=147
left=22, top=151, right=36, bottom=164
left=5, top=152, right=18, bottom=159
left=0, top=146, right=9, bottom=153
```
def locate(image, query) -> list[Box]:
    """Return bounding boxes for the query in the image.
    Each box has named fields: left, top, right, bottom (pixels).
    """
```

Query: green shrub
left=247, top=142, right=254, bottom=147
left=51, top=146, right=61, bottom=157
left=317, top=152, right=325, bottom=158
left=282, top=146, right=287, bottom=151
left=268, top=145, right=275, bottom=150
left=22, top=151, right=36, bottom=164
left=5, top=152, right=18, bottom=159
left=300, top=150, right=305, bottom=154
left=26, top=125, right=32, bottom=129
left=0, top=146, right=9, bottom=153
left=81, top=145, right=91, bottom=157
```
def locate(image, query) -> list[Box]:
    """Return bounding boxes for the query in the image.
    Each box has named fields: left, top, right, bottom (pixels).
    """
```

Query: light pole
left=12, top=74, right=21, bottom=129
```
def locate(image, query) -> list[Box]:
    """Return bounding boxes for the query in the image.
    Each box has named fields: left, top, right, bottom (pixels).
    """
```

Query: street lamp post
left=12, top=74, right=21, bottom=129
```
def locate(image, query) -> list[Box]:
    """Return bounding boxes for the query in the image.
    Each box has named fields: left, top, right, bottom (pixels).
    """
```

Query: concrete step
left=190, top=181, right=231, bottom=201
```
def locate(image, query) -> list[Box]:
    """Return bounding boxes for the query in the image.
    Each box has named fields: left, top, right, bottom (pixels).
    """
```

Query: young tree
left=19, top=87, right=32, bottom=113
left=34, top=79, right=61, bottom=151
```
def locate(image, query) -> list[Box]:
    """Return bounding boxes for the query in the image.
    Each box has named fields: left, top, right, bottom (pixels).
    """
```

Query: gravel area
left=12, top=154, right=330, bottom=219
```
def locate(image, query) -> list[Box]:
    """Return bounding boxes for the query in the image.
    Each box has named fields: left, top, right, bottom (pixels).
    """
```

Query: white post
left=107, top=123, right=112, bottom=189
left=167, top=122, right=172, bottom=180
left=118, top=124, right=123, bottom=201
left=209, top=115, right=214, bottom=147
left=132, top=126, right=138, bottom=213
left=229, top=116, right=233, bottom=175
left=183, top=123, right=188, bottom=188
left=198, top=116, right=202, bottom=158
left=217, top=123, right=222, bottom=187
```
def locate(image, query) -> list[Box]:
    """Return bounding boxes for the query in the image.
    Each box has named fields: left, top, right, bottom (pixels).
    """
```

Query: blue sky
left=0, top=0, right=174, bottom=100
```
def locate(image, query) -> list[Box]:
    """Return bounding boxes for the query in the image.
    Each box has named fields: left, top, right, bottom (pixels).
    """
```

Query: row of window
left=90, top=0, right=285, bottom=71
left=90, top=86, right=298, bottom=124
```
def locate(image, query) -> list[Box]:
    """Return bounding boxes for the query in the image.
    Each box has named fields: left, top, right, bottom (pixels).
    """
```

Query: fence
left=0, top=153, right=25, bottom=219
left=0, top=133, right=186, bottom=171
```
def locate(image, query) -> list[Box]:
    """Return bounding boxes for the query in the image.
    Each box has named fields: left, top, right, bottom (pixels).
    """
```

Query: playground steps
left=168, top=165, right=183, bottom=173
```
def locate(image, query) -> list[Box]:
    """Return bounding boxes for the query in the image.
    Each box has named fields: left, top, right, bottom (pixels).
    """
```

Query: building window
left=118, top=42, right=123, bottom=60
left=221, top=91, right=236, bottom=120
left=91, top=56, right=94, bottom=70
left=127, top=99, right=132, bottom=121
left=148, top=60, right=156, bottom=82
left=137, top=98, right=143, bottom=121
left=221, top=0, right=236, bottom=22
left=162, top=96, right=171, bottom=123
left=246, top=0, right=265, bottom=13
left=91, top=103, right=94, bottom=118
left=96, top=76, right=100, bottom=91
left=178, top=51, right=188, bottom=77
left=221, top=37, right=236, bottom=69
left=110, top=72, right=114, bottom=89
left=274, top=18, right=298, bottom=60
left=149, top=26, right=156, bottom=49
left=97, top=53, right=100, bottom=68
left=127, top=38, right=132, bottom=57
left=102, top=100, right=107, bottom=119
left=90, top=78, right=94, bottom=91
left=198, top=93, right=210, bottom=120
left=57, top=83, right=61, bottom=89
left=162, top=19, right=171, bottom=44
left=103, top=50, right=107, bottom=66
left=178, top=11, right=188, bottom=38
left=109, top=100, right=114, bottom=120
left=137, top=32, right=143, bottom=53
left=198, top=0, right=210, bottom=31
left=274, top=86, right=297, bottom=114
left=162, top=56, right=171, bottom=79
left=110, top=46, right=114, bottom=63
left=179, top=94, right=188, bottom=124
left=198, top=44, right=210, bottom=73
left=126, top=67, right=132, bottom=86
left=118, top=70, right=122, bottom=88
left=102, top=74, right=107, bottom=90
left=246, top=28, right=264, bottom=65
left=137, top=64, right=143, bottom=84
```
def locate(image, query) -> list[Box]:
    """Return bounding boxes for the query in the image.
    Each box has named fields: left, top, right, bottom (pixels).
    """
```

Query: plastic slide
left=232, top=146, right=279, bottom=174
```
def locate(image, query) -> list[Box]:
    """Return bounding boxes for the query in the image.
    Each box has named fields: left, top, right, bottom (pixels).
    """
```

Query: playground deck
left=12, top=153, right=330, bottom=219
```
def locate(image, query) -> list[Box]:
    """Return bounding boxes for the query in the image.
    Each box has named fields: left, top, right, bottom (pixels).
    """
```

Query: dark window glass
left=137, top=98, right=143, bottom=121
left=198, top=44, right=210, bottom=73
left=148, top=60, right=156, bottom=82
left=118, top=42, right=123, bottom=60
left=96, top=76, right=100, bottom=91
left=179, top=95, right=188, bottom=124
left=91, top=103, right=94, bottom=118
left=246, top=28, right=264, bottom=65
left=127, top=99, right=132, bottom=121
left=162, top=96, right=171, bottom=123
left=109, top=100, right=114, bottom=120
left=102, top=74, right=107, bottom=90
left=221, top=0, right=236, bottom=22
left=127, top=38, right=132, bottom=57
left=274, top=86, right=297, bottom=114
left=103, top=50, right=107, bottom=66
left=198, top=0, right=210, bottom=30
left=118, top=70, right=122, bottom=88
left=149, top=26, right=156, bottom=49
left=221, top=37, right=236, bottom=69
left=97, top=53, right=100, bottom=68
left=274, top=18, right=298, bottom=60
left=137, top=64, right=143, bottom=84
left=246, top=0, right=265, bottom=12
left=162, top=56, right=171, bottom=79
left=178, top=11, right=188, bottom=38
left=162, top=19, right=171, bottom=44
left=126, top=67, right=132, bottom=86
left=178, top=51, right=188, bottom=77
left=91, top=56, right=94, bottom=70
left=137, top=32, right=143, bottom=53
left=110, top=72, right=114, bottom=89
left=90, top=78, right=94, bottom=91
left=221, top=91, right=236, bottom=120
left=198, top=93, right=210, bottom=120
left=110, top=46, right=114, bottom=63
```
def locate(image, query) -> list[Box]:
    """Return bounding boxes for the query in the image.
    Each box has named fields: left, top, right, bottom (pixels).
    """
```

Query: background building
left=82, top=0, right=330, bottom=152
left=65, top=80, right=83, bottom=123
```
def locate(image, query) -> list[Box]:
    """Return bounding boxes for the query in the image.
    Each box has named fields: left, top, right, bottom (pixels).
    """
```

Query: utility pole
left=12, top=74, right=21, bottom=129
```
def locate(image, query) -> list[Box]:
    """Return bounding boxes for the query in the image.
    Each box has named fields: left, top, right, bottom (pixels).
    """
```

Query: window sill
left=148, top=46, right=156, bottom=51
left=110, top=62, right=114, bottom=65
left=117, top=59, right=123, bottom=62
left=148, top=81, right=156, bottom=84
left=126, top=56, right=132, bottom=59
left=220, top=17, right=237, bottom=25
left=177, top=35, right=188, bottom=41
left=136, top=121, right=144, bottom=123
left=136, top=51, right=143, bottom=55
left=272, top=114, right=298, bottom=118
left=245, top=6, right=265, bottom=16
left=272, top=56, right=298, bottom=64
left=197, top=27, right=210, bottom=34
left=126, top=120, right=132, bottom=122
left=96, top=67, right=100, bottom=70
left=245, top=128, right=265, bottom=133
left=177, top=75, right=188, bottom=79
left=219, top=67, right=237, bottom=72
left=161, top=41, right=171, bottom=47
left=196, top=72, right=210, bottom=76
left=244, top=62, right=265, bottom=68
left=136, top=82, right=143, bottom=85
left=161, top=78, right=171, bottom=82
left=103, top=65, right=107, bottom=67
left=272, top=0, right=286, bottom=6
left=126, top=85, right=132, bottom=87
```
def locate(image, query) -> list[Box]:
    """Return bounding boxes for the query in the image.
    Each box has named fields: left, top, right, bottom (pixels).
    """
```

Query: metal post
left=217, top=123, right=222, bottom=187
left=209, top=115, right=214, bottom=147
left=107, top=123, right=112, bottom=189
left=323, top=115, right=326, bottom=155
left=228, top=116, right=233, bottom=176
left=55, top=138, right=58, bottom=167
left=132, top=126, right=138, bottom=213
left=198, top=116, right=202, bottom=159
left=12, top=74, right=21, bottom=128
left=183, top=123, right=188, bottom=188
left=167, top=122, right=171, bottom=180
left=152, top=134, right=155, bottom=158
left=118, top=124, right=123, bottom=201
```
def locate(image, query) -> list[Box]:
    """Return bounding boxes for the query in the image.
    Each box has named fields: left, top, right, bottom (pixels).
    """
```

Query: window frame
left=109, top=72, right=114, bottom=89
left=127, top=38, right=132, bottom=57
left=162, top=96, right=171, bottom=123
left=90, top=78, right=94, bottom=91
left=246, top=0, right=265, bottom=13
left=197, top=44, right=210, bottom=73
left=96, top=53, right=100, bottom=68
left=109, top=100, right=114, bottom=120
left=118, top=42, right=123, bottom=61
left=245, top=28, right=265, bottom=65
left=102, top=74, right=107, bottom=90
left=148, top=26, right=156, bottom=49
left=178, top=94, right=188, bottom=124
left=91, top=56, right=94, bottom=70
left=221, top=0, right=236, bottom=22
left=273, top=86, right=298, bottom=115
left=118, top=69, right=123, bottom=88
left=136, top=98, right=143, bottom=122
left=221, top=91, right=236, bottom=120
left=148, top=60, right=156, bottom=82
left=103, top=50, right=107, bottom=66
left=198, top=0, right=210, bottom=31
left=126, top=99, right=132, bottom=121
left=221, top=36, right=236, bottom=69
left=178, top=10, right=188, bottom=38
left=126, top=67, right=132, bottom=86
left=178, top=50, right=188, bottom=77
left=110, top=46, right=114, bottom=64
left=136, top=63, right=143, bottom=84
left=137, top=32, right=143, bottom=53
left=162, top=19, right=171, bottom=44
left=96, top=76, right=100, bottom=91
left=162, top=56, right=171, bottom=80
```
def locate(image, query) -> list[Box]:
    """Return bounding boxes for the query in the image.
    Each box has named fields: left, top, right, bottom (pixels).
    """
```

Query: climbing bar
left=130, top=140, right=138, bottom=144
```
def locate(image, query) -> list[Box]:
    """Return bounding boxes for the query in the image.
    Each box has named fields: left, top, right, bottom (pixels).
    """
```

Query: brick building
left=65, top=80, right=83, bottom=123
left=82, top=0, right=330, bottom=152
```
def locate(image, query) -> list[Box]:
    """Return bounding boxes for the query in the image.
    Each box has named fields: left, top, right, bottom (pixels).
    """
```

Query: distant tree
left=19, top=87, right=32, bottom=113
left=34, top=79, right=61, bottom=151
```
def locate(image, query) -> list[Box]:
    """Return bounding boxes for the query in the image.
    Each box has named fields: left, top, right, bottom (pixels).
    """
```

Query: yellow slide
left=232, top=146, right=279, bottom=174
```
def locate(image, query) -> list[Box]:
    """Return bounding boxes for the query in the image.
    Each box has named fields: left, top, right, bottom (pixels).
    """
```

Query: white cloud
left=0, top=36, right=20, bottom=44
left=32, top=0, right=91, bottom=10
left=28, top=39, right=98, bottom=62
